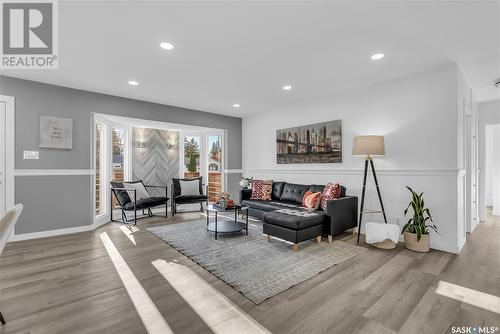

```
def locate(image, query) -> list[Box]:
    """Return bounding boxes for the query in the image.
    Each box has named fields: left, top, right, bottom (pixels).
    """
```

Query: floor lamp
left=352, top=135, right=388, bottom=243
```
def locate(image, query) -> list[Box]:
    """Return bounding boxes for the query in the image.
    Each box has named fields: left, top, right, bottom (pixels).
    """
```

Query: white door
left=0, top=100, right=6, bottom=215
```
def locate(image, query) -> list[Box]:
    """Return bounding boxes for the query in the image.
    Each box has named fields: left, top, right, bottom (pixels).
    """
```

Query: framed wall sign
left=39, top=116, right=73, bottom=149
left=276, top=119, right=342, bottom=164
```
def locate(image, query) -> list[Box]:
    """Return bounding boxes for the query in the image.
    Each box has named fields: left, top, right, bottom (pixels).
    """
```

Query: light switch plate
left=23, top=151, right=39, bottom=160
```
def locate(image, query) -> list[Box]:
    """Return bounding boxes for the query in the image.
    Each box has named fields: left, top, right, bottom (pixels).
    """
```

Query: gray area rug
left=148, top=219, right=366, bottom=304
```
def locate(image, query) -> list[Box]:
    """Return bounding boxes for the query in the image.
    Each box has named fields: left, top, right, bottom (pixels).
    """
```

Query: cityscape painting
left=276, top=120, right=342, bottom=164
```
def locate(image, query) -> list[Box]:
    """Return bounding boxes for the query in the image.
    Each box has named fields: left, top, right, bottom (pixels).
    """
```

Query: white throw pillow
left=180, top=180, right=200, bottom=196
left=124, top=182, right=150, bottom=201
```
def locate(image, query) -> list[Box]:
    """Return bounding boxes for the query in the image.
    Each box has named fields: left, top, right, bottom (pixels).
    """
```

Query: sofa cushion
left=280, top=183, right=309, bottom=204
left=123, top=197, right=167, bottom=210
left=174, top=194, right=208, bottom=203
left=242, top=199, right=301, bottom=212
left=172, top=177, right=203, bottom=198
left=310, top=184, right=347, bottom=197
left=111, top=182, right=131, bottom=206
left=242, top=200, right=281, bottom=212
left=309, top=184, right=325, bottom=194
left=263, top=209, right=326, bottom=230
left=302, top=191, right=322, bottom=210
left=320, top=183, right=342, bottom=210
left=272, top=182, right=286, bottom=200
left=124, top=181, right=150, bottom=201
left=250, top=180, right=273, bottom=201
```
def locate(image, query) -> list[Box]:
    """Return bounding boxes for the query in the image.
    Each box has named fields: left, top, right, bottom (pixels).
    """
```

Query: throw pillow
left=179, top=179, right=200, bottom=196
left=124, top=182, right=150, bottom=201
left=250, top=180, right=273, bottom=201
left=303, top=191, right=322, bottom=210
left=320, top=182, right=342, bottom=210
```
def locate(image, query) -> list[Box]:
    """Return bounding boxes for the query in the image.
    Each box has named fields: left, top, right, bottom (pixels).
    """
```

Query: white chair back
left=0, top=204, right=23, bottom=255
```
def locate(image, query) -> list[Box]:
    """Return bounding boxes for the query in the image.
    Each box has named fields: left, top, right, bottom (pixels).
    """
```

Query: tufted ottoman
left=263, top=209, right=326, bottom=251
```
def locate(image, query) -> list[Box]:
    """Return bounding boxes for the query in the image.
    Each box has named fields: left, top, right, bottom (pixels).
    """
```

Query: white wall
left=478, top=100, right=500, bottom=220
left=243, top=64, right=464, bottom=253
left=485, top=124, right=500, bottom=215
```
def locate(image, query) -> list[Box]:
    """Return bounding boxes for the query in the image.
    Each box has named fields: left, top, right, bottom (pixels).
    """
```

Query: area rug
left=148, top=220, right=366, bottom=304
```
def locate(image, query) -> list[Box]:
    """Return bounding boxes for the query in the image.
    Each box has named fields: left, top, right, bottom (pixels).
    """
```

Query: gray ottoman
left=263, top=209, right=326, bottom=251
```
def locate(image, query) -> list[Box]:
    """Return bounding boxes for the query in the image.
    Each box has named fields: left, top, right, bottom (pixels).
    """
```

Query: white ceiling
left=2, top=0, right=499, bottom=117
left=95, top=113, right=223, bottom=133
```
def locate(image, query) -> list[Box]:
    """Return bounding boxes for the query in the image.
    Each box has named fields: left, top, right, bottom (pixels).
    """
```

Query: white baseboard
left=430, top=240, right=461, bottom=254
left=10, top=207, right=175, bottom=242
left=11, top=220, right=110, bottom=242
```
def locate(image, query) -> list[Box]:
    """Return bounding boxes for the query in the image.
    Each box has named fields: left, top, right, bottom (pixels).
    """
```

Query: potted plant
left=239, top=177, right=253, bottom=189
left=401, top=186, right=438, bottom=253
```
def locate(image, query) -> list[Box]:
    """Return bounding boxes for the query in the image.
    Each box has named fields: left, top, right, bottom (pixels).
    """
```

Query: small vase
left=403, top=232, right=430, bottom=253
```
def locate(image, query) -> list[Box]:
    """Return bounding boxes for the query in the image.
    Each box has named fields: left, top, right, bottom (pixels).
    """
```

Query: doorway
left=485, top=123, right=500, bottom=217
left=0, top=96, right=14, bottom=220
left=93, top=115, right=131, bottom=224
left=181, top=132, right=225, bottom=203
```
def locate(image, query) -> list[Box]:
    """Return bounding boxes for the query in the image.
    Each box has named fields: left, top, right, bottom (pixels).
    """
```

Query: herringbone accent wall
left=132, top=128, right=179, bottom=197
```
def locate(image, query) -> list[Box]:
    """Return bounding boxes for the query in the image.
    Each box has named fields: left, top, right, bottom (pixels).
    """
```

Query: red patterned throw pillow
left=320, top=182, right=341, bottom=210
left=250, top=180, right=273, bottom=201
left=302, top=190, right=322, bottom=210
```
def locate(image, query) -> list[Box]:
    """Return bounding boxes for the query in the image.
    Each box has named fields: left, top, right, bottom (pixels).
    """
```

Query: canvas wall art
left=276, top=120, right=342, bottom=164
left=39, top=116, right=73, bottom=149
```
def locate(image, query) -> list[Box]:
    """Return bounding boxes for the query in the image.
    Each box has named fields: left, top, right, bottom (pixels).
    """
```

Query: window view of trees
left=111, top=128, right=125, bottom=209
left=184, top=137, right=200, bottom=177
left=112, top=128, right=125, bottom=182
left=208, top=135, right=222, bottom=202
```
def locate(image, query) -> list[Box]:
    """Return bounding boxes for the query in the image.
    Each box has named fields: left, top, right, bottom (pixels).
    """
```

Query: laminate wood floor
left=1, top=210, right=499, bottom=334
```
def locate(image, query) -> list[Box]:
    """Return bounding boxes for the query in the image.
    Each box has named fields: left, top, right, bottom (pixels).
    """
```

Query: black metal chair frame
left=171, top=182, right=209, bottom=216
left=110, top=183, right=169, bottom=225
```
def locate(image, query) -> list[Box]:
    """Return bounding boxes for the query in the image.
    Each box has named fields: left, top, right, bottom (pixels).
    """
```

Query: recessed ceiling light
left=160, top=42, right=174, bottom=50
left=371, top=53, right=385, bottom=60
left=128, top=80, right=139, bottom=86
left=233, top=104, right=240, bottom=108
left=282, top=85, right=292, bottom=90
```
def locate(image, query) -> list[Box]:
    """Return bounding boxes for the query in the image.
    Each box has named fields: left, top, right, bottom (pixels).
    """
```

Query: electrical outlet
left=23, top=151, right=39, bottom=160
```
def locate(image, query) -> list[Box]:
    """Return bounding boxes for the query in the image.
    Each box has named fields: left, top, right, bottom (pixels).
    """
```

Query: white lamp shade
left=352, top=135, right=385, bottom=156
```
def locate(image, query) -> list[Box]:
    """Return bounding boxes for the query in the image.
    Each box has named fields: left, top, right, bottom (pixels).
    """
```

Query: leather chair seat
left=174, top=194, right=208, bottom=203
left=123, top=197, right=168, bottom=210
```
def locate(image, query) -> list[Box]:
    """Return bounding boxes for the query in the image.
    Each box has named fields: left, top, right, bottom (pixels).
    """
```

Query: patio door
left=94, top=115, right=130, bottom=223
left=206, top=133, right=224, bottom=202
left=0, top=101, right=5, bottom=215
left=181, top=132, right=225, bottom=203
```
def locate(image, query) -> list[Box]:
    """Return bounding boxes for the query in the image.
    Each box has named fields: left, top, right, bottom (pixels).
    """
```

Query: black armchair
left=171, top=177, right=209, bottom=215
left=110, top=180, right=169, bottom=225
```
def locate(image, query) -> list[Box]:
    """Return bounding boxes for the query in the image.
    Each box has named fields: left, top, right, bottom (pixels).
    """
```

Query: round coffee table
left=205, top=204, right=249, bottom=240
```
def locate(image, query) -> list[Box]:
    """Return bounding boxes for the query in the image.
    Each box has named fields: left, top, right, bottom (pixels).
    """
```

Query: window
left=207, top=135, right=222, bottom=202
left=184, top=136, right=200, bottom=178
left=95, top=121, right=105, bottom=215
left=112, top=127, right=125, bottom=182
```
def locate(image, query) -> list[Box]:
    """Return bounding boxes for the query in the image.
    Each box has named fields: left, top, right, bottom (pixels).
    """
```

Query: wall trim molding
left=14, top=169, right=94, bottom=176
left=243, top=168, right=460, bottom=177
left=11, top=219, right=108, bottom=242
left=223, top=169, right=242, bottom=174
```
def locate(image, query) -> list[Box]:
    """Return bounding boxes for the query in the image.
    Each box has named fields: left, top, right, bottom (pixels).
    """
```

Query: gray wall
left=132, top=128, right=179, bottom=196
left=0, top=75, right=242, bottom=234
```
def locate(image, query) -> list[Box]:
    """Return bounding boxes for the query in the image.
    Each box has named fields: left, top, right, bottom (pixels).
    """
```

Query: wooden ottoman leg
left=266, top=234, right=271, bottom=241
left=316, top=236, right=322, bottom=244
left=328, top=235, right=333, bottom=243
left=293, top=244, right=299, bottom=251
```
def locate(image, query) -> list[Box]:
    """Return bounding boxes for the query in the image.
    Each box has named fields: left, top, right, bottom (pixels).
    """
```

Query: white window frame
left=93, top=115, right=130, bottom=225
left=179, top=131, right=226, bottom=195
